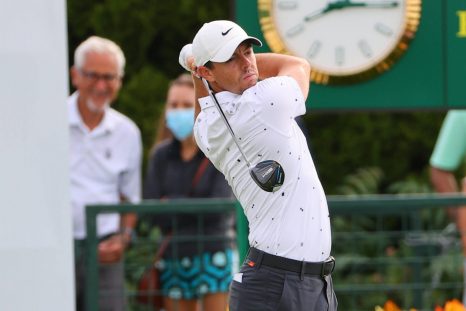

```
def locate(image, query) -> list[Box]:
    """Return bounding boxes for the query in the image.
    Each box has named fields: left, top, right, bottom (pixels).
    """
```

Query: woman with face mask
left=143, top=73, right=234, bottom=311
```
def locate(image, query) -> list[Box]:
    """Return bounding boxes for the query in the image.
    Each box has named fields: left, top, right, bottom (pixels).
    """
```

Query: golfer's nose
left=239, top=54, right=252, bottom=68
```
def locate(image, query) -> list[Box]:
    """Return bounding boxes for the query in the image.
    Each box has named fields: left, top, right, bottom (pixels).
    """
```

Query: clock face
left=258, top=0, right=422, bottom=84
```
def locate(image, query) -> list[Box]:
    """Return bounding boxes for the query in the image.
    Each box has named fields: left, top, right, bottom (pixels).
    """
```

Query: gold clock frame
left=258, top=0, right=422, bottom=85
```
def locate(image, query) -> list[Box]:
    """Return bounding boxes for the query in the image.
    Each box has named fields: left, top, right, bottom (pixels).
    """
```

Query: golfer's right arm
left=178, top=44, right=206, bottom=119
left=256, top=53, right=311, bottom=99
left=192, top=74, right=207, bottom=119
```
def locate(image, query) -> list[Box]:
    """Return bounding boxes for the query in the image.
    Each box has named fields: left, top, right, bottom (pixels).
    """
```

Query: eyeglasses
left=79, top=69, right=121, bottom=83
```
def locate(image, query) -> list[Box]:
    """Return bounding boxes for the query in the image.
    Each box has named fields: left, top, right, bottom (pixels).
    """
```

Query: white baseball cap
left=192, top=20, right=262, bottom=67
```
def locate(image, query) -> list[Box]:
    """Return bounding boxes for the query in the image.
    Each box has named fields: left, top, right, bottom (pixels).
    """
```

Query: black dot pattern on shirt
left=300, top=208, right=304, bottom=212
left=301, top=242, right=304, bottom=247
left=264, top=128, right=267, bottom=131
left=237, top=159, right=241, bottom=162
left=252, top=204, right=254, bottom=209
left=271, top=102, right=274, bottom=106
left=295, top=98, right=298, bottom=101
left=258, top=154, right=262, bottom=157
left=281, top=192, right=285, bottom=196
left=272, top=218, right=274, bottom=221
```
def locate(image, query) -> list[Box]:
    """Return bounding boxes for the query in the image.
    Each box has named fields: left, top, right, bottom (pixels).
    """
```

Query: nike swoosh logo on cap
left=222, top=28, right=233, bottom=36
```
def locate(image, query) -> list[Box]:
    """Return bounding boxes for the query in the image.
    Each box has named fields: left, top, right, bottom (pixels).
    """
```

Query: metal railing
left=84, top=194, right=466, bottom=311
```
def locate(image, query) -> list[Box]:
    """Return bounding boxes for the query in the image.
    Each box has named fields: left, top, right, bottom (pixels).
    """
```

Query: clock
left=258, top=0, right=422, bottom=85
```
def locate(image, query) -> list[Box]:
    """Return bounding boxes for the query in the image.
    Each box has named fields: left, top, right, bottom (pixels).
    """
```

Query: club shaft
left=201, top=78, right=251, bottom=167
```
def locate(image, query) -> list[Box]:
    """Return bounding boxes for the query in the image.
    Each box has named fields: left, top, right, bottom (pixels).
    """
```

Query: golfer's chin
left=242, top=74, right=258, bottom=89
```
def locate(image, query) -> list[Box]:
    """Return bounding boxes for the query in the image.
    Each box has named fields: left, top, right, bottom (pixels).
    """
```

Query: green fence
left=84, top=194, right=466, bottom=311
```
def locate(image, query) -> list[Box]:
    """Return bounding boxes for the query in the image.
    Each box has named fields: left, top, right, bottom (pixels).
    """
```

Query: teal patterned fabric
left=158, top=249, right=234, bottom=299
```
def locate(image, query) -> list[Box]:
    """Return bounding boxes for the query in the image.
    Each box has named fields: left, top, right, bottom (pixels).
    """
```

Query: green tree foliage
left=305, top=111, right=446, bottom=193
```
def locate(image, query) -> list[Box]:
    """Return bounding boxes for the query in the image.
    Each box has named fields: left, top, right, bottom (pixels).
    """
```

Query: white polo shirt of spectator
left=68, top=92, right=142, bottom=239
left=194, top=76, right=331, bottom=262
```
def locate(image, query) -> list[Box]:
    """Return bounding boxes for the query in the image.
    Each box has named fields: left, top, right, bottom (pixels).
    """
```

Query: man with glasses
left=69, top=36, right=142, bottom=310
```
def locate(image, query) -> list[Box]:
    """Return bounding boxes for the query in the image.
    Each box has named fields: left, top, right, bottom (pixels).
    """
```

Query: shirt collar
left=199, top=91, right=241, bottom=110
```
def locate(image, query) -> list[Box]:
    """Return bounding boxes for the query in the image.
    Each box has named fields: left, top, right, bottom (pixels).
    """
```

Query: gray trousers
left=229, top=260, right=337, bottom=311
left=75, top=240, right=126, bottom=311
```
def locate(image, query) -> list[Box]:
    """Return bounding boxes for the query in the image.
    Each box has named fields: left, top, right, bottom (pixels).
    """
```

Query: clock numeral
left=358, top=40, right=372, bottom=58
left=335, top=46, right=345, bottom=66
left=457, top=11, right=466, bottom=37
left=307, top=41, right=322, bottom=59
left=374, top=22, right=393, bottom=36
left=286, top=24, right=304, bottom=37
left=277, top=1, right=298, bottom=10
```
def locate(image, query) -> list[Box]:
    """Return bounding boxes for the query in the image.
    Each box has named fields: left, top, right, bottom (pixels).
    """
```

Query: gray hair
left=74, top=36, right=126, bottom=76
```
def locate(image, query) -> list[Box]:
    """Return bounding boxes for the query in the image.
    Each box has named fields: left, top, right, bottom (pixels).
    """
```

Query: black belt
left=247, top=247, right=335, bottom=279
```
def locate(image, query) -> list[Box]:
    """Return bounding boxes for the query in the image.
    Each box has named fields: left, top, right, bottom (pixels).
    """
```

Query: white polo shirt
left=194, top=76, right=331, bottom=262
left=68, top=92, right=142, bottom=239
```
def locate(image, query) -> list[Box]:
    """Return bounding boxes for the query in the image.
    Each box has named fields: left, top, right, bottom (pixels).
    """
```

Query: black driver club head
left=249, top=160, right=285, bottom=192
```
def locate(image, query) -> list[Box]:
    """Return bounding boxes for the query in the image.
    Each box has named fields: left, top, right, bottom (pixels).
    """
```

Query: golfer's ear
left=198, top=66, right=214, bottom=82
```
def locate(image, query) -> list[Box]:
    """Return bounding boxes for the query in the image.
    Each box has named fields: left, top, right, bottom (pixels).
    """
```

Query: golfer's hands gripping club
left=179, top=44, right=199, bottom=77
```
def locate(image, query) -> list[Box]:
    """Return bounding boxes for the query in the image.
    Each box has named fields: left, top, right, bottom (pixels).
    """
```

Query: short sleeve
left=257, top=76, right=305, bottom=118
left=430, top=110, right=466, bottom=171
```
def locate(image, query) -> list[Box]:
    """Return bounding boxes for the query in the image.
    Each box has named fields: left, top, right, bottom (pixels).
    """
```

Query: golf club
left=201, top=78, right=285, bottom=193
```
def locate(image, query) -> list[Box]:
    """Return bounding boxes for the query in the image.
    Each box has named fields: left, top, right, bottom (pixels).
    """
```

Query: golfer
left=179, top=20, right=337, bottom=311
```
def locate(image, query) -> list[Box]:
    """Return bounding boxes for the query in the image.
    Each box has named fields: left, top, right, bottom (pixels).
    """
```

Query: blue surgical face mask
left=165, top=108, right=195, bottom=141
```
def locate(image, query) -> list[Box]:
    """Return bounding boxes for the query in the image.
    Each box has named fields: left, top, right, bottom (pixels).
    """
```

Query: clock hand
left=346, top=0, right=399, bottom=8
left=304, top=0, right=398, bottom=22
left=303, top=1, right=350, bottom=22
left=303, top=6, right=332, bottom=22
left=304, top=0, right=397, bottom=23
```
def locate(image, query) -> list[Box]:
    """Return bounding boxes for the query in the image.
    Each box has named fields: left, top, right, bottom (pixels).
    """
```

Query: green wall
left=236, top=0, right=466, bottom=111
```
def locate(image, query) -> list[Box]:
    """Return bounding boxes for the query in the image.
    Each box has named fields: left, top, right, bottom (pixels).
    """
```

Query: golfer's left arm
left=256, top=53, right=310, bottom=99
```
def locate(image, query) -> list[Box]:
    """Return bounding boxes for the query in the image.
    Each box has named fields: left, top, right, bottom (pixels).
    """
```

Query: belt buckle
left=321, top=256, right=335, bottom=277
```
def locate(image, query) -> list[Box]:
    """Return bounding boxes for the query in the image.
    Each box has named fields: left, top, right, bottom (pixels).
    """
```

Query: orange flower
left=376, top=299, right=466, bottom=311
left=444, top=299, right=465, bottom=311
left=384, top=300, right=402, bottom=311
